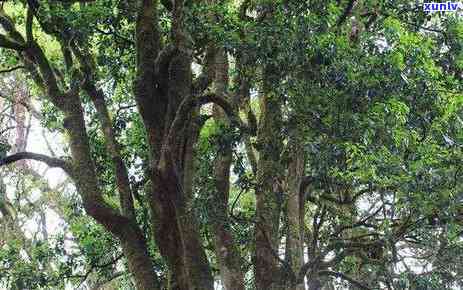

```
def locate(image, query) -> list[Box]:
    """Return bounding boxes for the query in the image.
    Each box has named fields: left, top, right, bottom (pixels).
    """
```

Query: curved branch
left=0, top=152, right=72, bottom=174
left=167, top=93, right=248, bottom=151
left=318, top=270, right=371, bottom=290
left=0, top=65, right=26, bottom=74
left=299, top=175, right=313, bottom=196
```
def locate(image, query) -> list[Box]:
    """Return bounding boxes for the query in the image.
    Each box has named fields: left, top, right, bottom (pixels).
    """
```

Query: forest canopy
left=1, top=0, right=463, bottom=289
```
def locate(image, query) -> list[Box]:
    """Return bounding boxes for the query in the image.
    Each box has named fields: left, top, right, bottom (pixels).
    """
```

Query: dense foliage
left=1, top=0, right=463, bottom=289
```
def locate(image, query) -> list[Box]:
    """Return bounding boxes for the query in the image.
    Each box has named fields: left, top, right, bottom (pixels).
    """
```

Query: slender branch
left=0, top=152, right=72, bottom=174
left=332, top=205, right=383, bottom=237
left=72, top=40, right=136, bottom=219
left=229, top=187, right=246, bottom=216
left=318, top=270, right=371, bottom=290
left=94, top=27, right=134, bottom=45
left=75, top=254, right=124, bottom=289
left=0, top=126, right=15, bottom=135
left=0, top=65, right=26, bottom=74
left=168, top=93, right=248, bottom=148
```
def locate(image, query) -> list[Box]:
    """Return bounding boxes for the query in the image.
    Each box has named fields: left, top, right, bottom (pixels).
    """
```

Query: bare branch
left=0, top=65, right=26, bottom=74
left=319, top=270, right=371, bottom=290
left=0, top=152, right=72, bottom=174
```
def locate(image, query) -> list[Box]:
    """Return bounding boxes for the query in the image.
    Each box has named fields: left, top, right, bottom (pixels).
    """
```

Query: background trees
left=1, top=0, right=463, bottom=289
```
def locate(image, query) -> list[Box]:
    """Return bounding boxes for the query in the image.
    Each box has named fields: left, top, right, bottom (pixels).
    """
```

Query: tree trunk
left=133, top=1, right=213, bottom=288
left=17, top=33, right=161, bottom=289
left=62, top=97, right=160, bottom=290
left=254, top=66, right=284, bottom=290
left=285, top=135, right=305, bottom=290
left=211, top=49, right=246, bottom=290
left=153, top=154, right=214, bottom=290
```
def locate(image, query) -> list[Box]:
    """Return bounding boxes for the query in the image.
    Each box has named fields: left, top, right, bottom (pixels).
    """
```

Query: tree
left=1, top=0, right=463, bottom=289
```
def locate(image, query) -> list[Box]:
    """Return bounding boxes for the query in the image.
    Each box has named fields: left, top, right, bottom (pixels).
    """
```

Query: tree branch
left=0, top=34, right=26, bottom=51
left=0, top=152, right=72, bottom=174
left=75, top=254, right=124, bottom=289
left=26, top=7, right=34, bottom=43
left=299, top=175, right=313, bottom=197
left=0, top=65, right=26, bottom=74
left=318, top=270, right=371, bottom=290
left=94, top=27, right=134, bottom=45
left=192, top=46, right=217, bottom=95
left=167, top=93, right=248, bottom=152
left=0, top=8, right=27, bottom=44
left=337, top=0, right=357, bottom=26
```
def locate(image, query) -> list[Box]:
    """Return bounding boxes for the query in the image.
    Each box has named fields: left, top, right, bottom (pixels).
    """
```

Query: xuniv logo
left=423, top=2, right=463, bottom=11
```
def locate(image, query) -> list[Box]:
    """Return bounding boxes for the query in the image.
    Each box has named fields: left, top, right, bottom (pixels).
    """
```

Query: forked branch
left=167, top=93, right=248, bottom=151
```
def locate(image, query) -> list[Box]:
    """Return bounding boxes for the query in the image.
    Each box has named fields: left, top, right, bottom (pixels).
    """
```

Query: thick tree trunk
left=120, top=228, right=161, bottom=290
left=153, top=155, right=214, bottom=290
left=133, top=2, right=194, bottom=289
left=212, top=146, right=246, bottom=290
left=10, top=26, right=161, bottom=287
left=254, top=66, right=284, bottom=290
left=285, top=135, right=305, bottom=290
left=211, top=49, right=246, bottom=290
left=82, top=81, right=136, bottom=219
left=61, top=97, right=160, bottom=290
left=150, top=188, right=189, bottom=290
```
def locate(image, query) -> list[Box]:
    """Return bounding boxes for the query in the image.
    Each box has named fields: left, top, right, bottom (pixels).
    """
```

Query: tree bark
left=133, top=1, right=214, bottom=287
left=211, top=49, right=246, bottom=290
left=285, top=134, right=305, bottom=290
left=254, top=65, right=284, bottom=290
left=0, top=15, right=162, bottom=285
left=61, top=94, right=160, bottom=290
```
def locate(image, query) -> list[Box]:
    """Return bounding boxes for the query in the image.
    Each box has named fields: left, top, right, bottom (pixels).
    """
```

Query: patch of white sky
left=2, top=100, right=93, bottom=289
left=5, top=101, right=67, bottom=239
